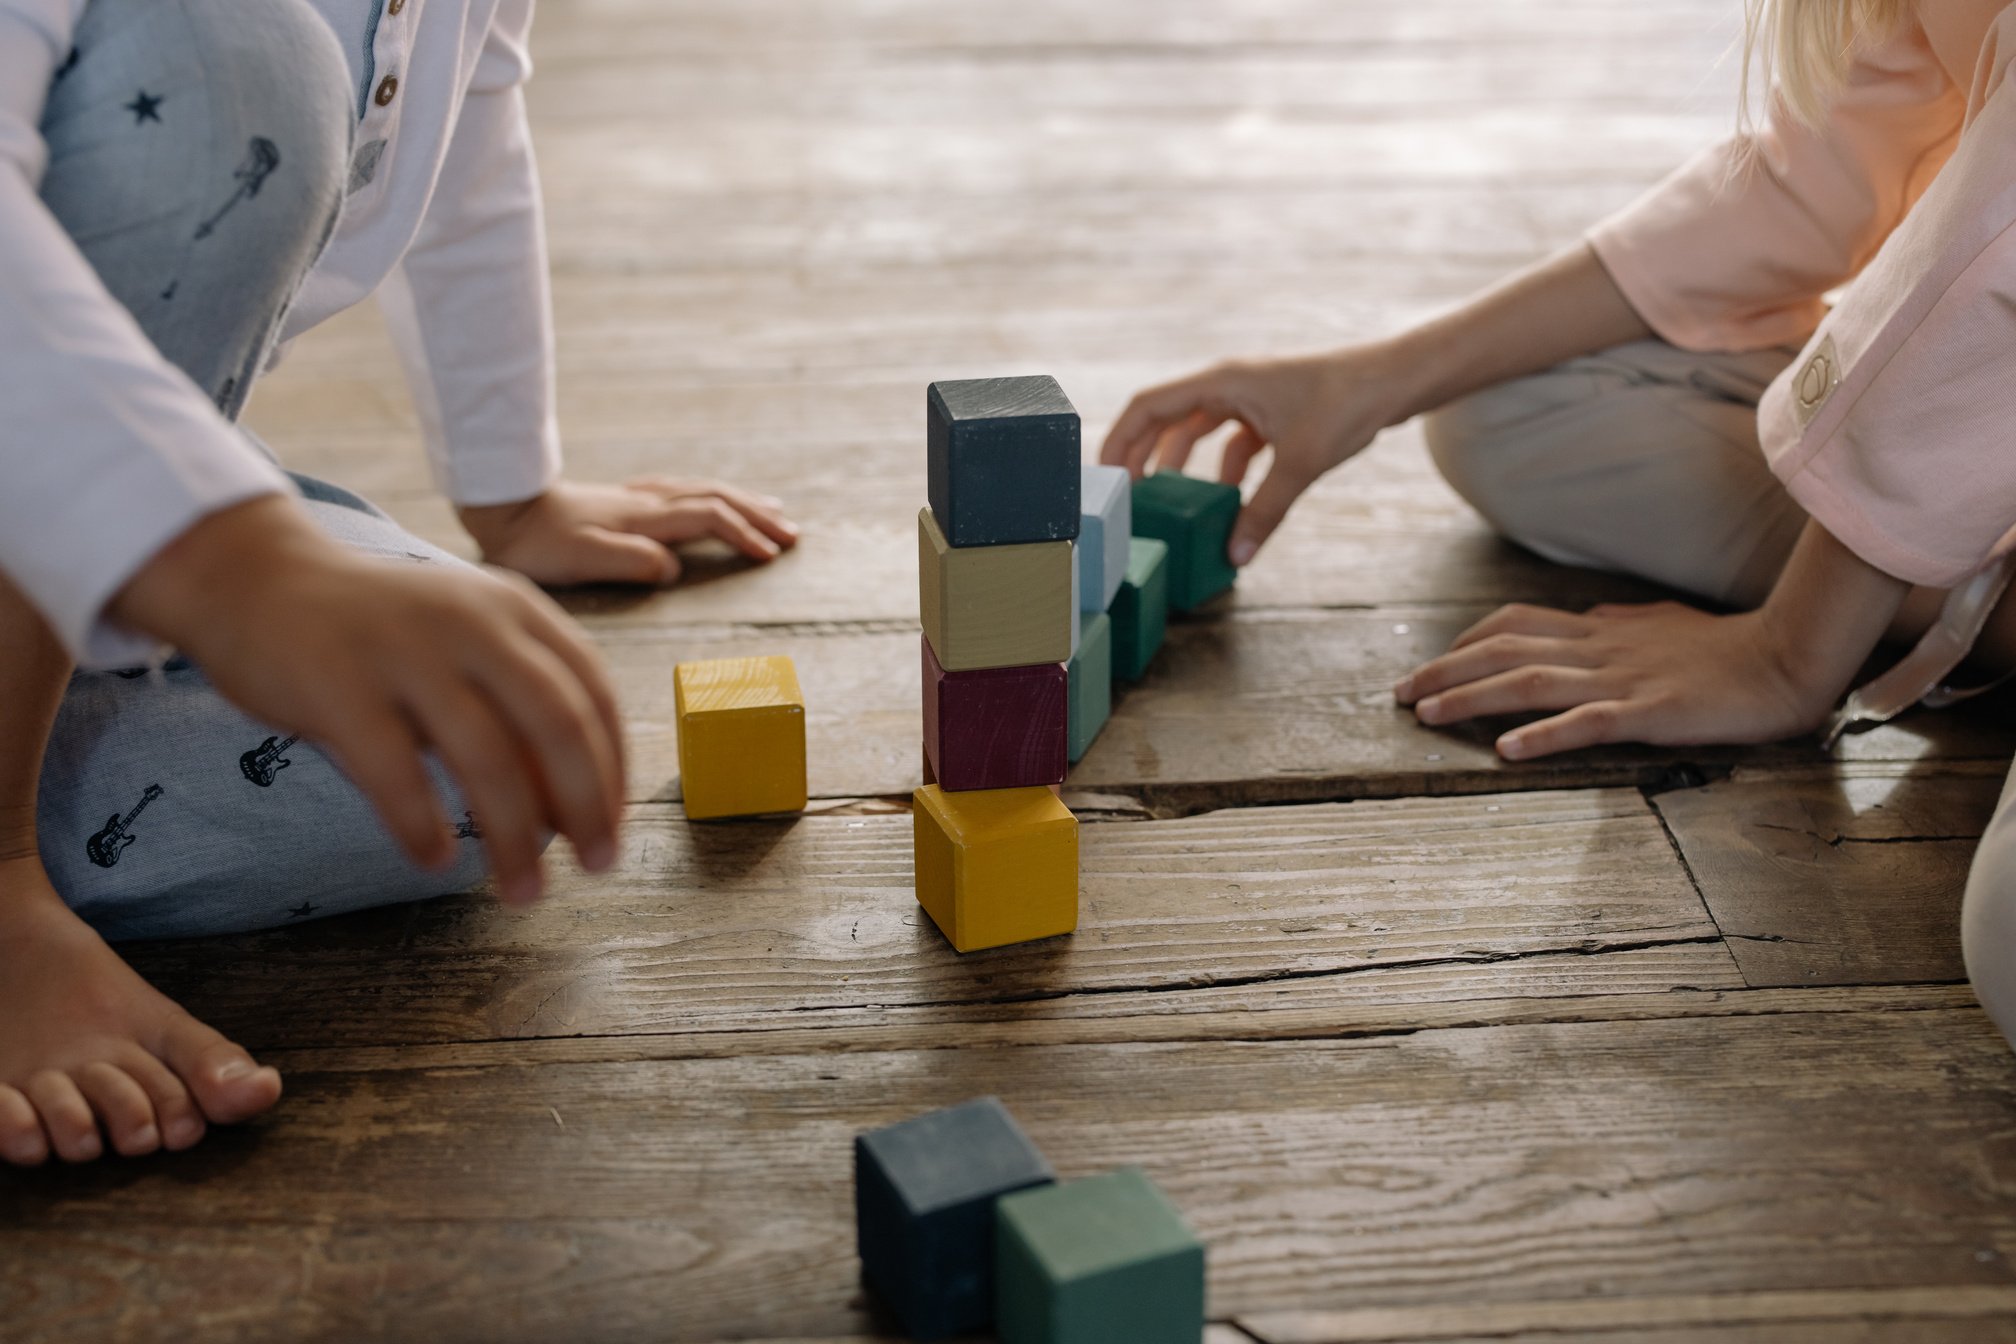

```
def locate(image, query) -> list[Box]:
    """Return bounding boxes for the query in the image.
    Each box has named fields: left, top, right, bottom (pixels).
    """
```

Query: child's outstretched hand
left=111, top=497, right=627, bottom=904
left=458, top=478, right=799, bottom=588
left=1101, top=345, right=1416, bottom=566
left=1393, top=600, right=1837, bottom=760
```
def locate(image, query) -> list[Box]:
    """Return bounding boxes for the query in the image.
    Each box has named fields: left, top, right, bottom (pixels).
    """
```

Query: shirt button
left=374, top=75, right=399, bottom=107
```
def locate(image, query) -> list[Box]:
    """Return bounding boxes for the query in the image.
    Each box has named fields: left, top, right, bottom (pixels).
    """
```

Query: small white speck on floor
left=1392, top=623, right=1411, bottom=635
left=549, top=1107, right=565, bottom=1130
left=1426, top=753, right=1443, bottom=762
left=1488, top=805, right=1501, bottom=812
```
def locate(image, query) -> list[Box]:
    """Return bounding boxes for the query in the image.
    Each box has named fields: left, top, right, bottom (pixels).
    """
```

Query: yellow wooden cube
left=674, top=656, right=808, bottom=820
left=918, top=508, right=1074, bottom=672
left=913, top=784, right=1078, bottom=953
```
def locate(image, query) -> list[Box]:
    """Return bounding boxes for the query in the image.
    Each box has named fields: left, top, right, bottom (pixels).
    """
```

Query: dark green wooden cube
left=927, top=376, right=1081, bottom=548
left=1109, top=537, right=1169, bottom=682
left=996, top=1167, right=1206, bottom=1344
left=1130, top=472, right=1238, bottom=612
left=1067, top=612, right=1112, bottom=765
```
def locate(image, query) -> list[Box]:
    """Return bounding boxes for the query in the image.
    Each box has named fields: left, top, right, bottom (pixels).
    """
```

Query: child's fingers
left=646, top=498, right=784, bottom=562
left=513, top=598, right=629, bottom=795
left=1413, top=665, right=1604, bottom=726
left=1101, top=372, right=1229, bottom=477
left=1498, top=700, right=1635, bottom=760
left=1149, top=409, right=1231, bottom=476
left=580, top=528, right=680, bottom=586
left=1225, top=459, right=1312, bottom=567
left=1217, top=423, right=1267, bottom=488
left=1449, top=602, right=1594, bottom=651
left=629, top=479, right=799, bottom=546
left=322, top=707, right=454, bottom=869
left=1395, top=633, right=1599, bottom=705
left=464, top=638, right=622, bottom=873
left=406, top=681, right=552, bottom=901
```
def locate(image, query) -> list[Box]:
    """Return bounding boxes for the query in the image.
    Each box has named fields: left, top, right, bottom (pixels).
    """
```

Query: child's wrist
left=108, top=496, right=332, bottom=646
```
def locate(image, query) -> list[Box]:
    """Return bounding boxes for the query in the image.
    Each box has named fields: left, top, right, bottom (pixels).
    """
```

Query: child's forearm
left=1756, top=518, right=1911, bottom=707
left=1383, top=243, right=1653, bottom=423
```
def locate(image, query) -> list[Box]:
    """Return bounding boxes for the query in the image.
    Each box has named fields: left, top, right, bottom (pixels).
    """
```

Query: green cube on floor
left=1130, top=472, right=1238, bottom=613
left=995, top=1167, right=1205, bottom=1344
left=1067, top=612, right=1112, bottom=765
left=1109, top=537, right=1169, bottom=682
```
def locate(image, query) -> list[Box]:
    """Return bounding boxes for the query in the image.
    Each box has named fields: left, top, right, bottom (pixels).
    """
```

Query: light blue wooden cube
left=1077, top=465, right=1131, bottom=613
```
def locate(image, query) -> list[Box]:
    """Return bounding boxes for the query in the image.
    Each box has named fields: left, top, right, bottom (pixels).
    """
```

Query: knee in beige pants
left=1964, top=770, right=2016, bottom=1053
left=1420, top=340, right=1806, bottom=609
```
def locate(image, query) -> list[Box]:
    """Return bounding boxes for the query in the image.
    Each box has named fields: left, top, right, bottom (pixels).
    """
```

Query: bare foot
left=0, top=857, right=282, bottom=1165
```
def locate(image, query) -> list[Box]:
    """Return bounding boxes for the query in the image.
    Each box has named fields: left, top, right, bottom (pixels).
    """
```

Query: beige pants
left=1422, top=339, right=2016, bottom=1051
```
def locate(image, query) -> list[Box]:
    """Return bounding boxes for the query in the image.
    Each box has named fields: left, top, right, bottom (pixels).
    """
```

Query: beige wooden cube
left=917, top=508, right=1073, bottom=672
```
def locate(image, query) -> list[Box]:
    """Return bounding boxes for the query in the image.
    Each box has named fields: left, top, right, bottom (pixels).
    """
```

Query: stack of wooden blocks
left=856, top=1097, right=1206, bottom=1343
left=913, top=376, right=1083, bottom=954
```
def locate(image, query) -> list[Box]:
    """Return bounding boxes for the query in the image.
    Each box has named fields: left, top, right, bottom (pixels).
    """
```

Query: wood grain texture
left=8, top=1009, right=2016, bottom=1343
left=1240, top=1284, right=2016, bottom=1343
left=49, top=0, right=2016, bottom=1339
left=120, top=790, right=1719, bottom=1050
left=1653, top=764, right=2005, bottom=988
left=1066, top=610, right=2016, bottom=811
left=587, top=611, right=2015, bottom=807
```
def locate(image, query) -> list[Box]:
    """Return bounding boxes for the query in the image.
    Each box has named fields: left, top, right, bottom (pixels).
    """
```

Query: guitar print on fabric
left=194, top=137, right=280, bottom=240
left=240, top=734, right=300, bottom=787
left=87, top=784, right=164, bottom=869
left=453, top=811, right=483, bottom=840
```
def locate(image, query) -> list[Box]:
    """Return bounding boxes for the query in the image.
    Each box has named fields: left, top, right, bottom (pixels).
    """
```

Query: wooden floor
left=10, top=1, right=2016, bottom=1340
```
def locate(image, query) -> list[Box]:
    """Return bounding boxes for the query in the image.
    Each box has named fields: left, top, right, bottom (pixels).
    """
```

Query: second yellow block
left=675, top=655, right=808, bottom=820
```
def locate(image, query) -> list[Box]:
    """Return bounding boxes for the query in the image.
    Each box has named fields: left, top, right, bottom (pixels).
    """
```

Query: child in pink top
left=1106, top=0, right=2016, bottom=1045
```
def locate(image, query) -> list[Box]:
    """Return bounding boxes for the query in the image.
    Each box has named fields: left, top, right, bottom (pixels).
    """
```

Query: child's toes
left=75, top=1061, right=161, bottom=1157
left=160, top=1013, right=281, bottom=1124
left=24, top=1069, right=101, bottom=1162
left=119, top=1049, right=205, bottom=1150
left=0, top=1085, right=49, bottom=1166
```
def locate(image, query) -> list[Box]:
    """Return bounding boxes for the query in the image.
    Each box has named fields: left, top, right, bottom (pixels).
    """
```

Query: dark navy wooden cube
left=856, top=1096, right=1056, bottom=1340
left=927, top=376, right=1082, bottom=548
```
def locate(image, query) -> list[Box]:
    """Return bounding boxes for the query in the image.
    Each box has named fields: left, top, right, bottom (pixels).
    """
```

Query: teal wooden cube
left=1109, top=538, right=1169, bottom=682
left=995, top=1167, right=1205, bottom=1344
left=1131, top=473, right=1238, bottom=612
left=1067, top=612, right=1112, bottom=764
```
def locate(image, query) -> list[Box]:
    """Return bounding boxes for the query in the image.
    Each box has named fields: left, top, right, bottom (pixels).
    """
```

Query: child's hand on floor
left=1101, top=345, right=1419, bottom=566
left=1393, top=600, right=1837, bottom=760
left=110, top=497, right=626, bottom=904
left=458, top=478, right=799, bottom=588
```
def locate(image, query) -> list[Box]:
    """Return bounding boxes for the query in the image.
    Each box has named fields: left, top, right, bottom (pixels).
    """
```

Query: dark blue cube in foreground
left=856, top=1096, right=1056, bottom=1339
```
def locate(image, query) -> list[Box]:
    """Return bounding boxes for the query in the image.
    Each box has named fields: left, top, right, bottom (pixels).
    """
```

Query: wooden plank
left=120, top=790, right=1725, bottom=1050
left=7, top=1008, right=2016, bottom=1341
left=1065, top=610, right=2016, bottom=810
left=565, top=611, right=2015, bottom=807
left=273, top=423, right=1656, bottom=626
left=1652, top=764, right=2005, bottom=989
left=1241, top=1285, right=2016, bottom=1343
left=250, top=986, right=1977, bottom=1075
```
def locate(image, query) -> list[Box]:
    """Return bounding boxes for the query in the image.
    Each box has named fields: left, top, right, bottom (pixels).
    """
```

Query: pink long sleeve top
left=1589, top=0, right=2016, bottom=589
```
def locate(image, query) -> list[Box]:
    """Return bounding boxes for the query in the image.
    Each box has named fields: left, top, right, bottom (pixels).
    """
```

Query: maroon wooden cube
left=921, top=637, right=1068, bottom=792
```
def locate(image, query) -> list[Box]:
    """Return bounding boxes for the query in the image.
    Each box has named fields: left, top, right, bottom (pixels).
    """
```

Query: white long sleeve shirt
left=0, top=0, right=560, bottom=667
